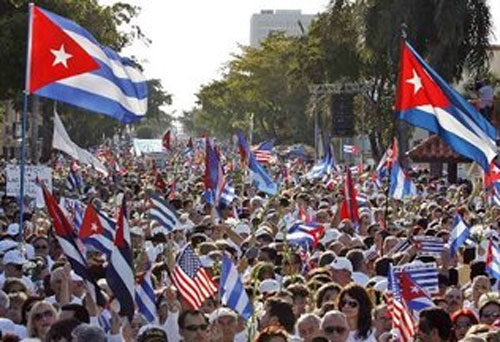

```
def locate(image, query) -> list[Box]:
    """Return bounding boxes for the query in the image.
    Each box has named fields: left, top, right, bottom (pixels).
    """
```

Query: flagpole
left=19, top=3, right=34, bottom=233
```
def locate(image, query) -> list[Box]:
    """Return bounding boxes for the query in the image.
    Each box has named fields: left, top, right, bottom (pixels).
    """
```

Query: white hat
left=255, top=227, right=272, bottom=238
left=234, top=223, right=251, bottom=236
left=2, top=250, right=25, bottom=265
left=5, top=223, right=20, bottom=237
left=329, top=257, right=353, bottom=273
left=0, top=318, right=16, bottom=336
left=352, top=272, right=370, bottom=286
left=209, top=307, right=237, bottom=323
left=374, top=279, right=388, bottom=292
left=0, top=240, right=18, bottom=254
left=70, top=271, right=84, bottom=282
left=199, top=255, right=214, bottom=268
left=320, top=229, right=340, bottom=245
left=259, top=279, right=280, bottom=294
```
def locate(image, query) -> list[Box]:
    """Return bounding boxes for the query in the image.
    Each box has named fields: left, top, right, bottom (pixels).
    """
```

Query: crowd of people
left=0, top=138, right=499, bottom=342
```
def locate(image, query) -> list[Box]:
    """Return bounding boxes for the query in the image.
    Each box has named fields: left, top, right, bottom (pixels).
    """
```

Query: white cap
left=352, top=272, right=370, bottom=286
left=320, top=229, right=340, bottom=245
left=255, top=227, right=272, bottom=238
left=209, top=307, right=237, bottom=323
left=374, top=279, right=388, bottom=292
left=329, top=257, right=353, bottom=273
left=259, top=279, right=280, bottom=294
left=0, top=318, right=16, bottom=336
left=234, top=223, right=251, bottom=236
left=199, top=255, right=214, bottom=268
left=0, top=240, right=18, bottom=254
left=5, top=223, right=20, bottom=237
left=24, top=244, right=35, bottom=260
left=2, top=250, right=25, bottom=265
left=71, top=271, right=83, bottom=282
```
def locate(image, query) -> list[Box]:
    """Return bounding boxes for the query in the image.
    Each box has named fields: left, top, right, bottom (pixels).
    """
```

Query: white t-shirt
left=347, top=329, right=377, bottom=342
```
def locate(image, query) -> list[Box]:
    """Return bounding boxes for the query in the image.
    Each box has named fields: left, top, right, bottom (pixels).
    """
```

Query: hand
left=164, top=287, right=181, bottom=312
left=110, top=310, right=121, bottom=336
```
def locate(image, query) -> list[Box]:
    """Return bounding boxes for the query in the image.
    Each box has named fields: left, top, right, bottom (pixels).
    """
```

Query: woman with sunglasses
left=450, top=309, right=479, bottom=342
left=337, top=284, right=375, bottom=342
left=26, top=301, right=57, bottom=340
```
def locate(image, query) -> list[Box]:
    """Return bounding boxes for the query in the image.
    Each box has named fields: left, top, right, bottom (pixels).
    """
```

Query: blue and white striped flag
left=393, top=262, right=439, bottom=294
left=149, top=193, right=180, bottom=233
left=449, top=214, right=471, bottom=256
left=220, top=254, right=253, bottom=320
left=135, top=246, right=161, bottom=323
left=389, top=161, right=417, bottom=199
left=220, top=180, right=235, bottom=207
left=413, top=236, right=445, bottom=256
left=66, top=170, right=83, bottom=192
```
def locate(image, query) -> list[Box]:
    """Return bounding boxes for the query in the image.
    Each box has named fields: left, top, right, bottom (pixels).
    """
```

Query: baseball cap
left=137, top=325, right=167, bottom=342
left=0, top=318, right=16, bottom=336
left=320, top=229, right=340, bottom=246
left=478, top=292, right=500, bottom=313
left=5, top=223, right=20, bottom=237
left=329, top=257, right=353, bottom=273
left=0, top=240, right=18, bottom=255
left=234, top=222, right=251, bottom=236
left=2, top=250, right=25, bottom=265
left=259, top=279, right=280, bottom=294
left=209, top=307, right=238, bottom=323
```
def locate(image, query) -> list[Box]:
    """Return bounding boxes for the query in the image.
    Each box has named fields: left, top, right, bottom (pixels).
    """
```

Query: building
left=250, top=9, right=315, bottom=47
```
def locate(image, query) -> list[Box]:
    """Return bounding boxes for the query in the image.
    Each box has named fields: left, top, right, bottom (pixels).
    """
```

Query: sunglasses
left=34, top=244, right=48, bottom=250
left=481, top=311, right=500, bottom=319
left=184, top=324, right=209, bottom=332
left=340, top=299, right=358, bottom=309
left=324, top=326, right=347, bottom=335
left=34, top=310, right=54, bottom=321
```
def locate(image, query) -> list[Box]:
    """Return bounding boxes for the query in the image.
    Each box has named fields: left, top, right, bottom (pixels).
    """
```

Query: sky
left=100, top=0, right=500, bottom=116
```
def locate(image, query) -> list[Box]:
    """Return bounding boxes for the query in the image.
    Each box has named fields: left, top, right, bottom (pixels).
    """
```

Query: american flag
left=388, top=264, right=415, bottom=342
left=252, top=140, right=274, bottom=164
left=171, top=245, right=217, bottom=309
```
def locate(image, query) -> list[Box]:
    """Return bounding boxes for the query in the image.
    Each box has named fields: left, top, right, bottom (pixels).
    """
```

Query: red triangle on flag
left=79, top=204, right=104, bottom=239
left=395, top=42, right=450, bottom=112
left=29, top=6, right=99, bottom=93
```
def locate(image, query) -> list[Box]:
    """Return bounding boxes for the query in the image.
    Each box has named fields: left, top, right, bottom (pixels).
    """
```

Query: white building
left=250, top=9, right=315, bottom=47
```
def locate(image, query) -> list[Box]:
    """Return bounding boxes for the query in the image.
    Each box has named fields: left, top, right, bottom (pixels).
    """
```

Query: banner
left=133, top=139, right=164, bottom=155
left=6, top=165, right=52, bottom=198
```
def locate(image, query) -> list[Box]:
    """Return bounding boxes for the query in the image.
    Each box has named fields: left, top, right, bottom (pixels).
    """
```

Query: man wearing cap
left=0, top=250, right=34, bottom=292
left=210, top=308, right=239, bottom=342
left=328, top=257, right=353, bottom=287
left=478, top=292, right=500, bottom=325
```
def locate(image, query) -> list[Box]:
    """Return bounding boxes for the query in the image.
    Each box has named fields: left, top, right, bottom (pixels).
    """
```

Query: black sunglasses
left=324, top=326, right=347, bottom=335
left=184, top=324, right=209, bottom=332
left=34, top=244, right=48, bottom=250
left=340, top=299, right=358, bottom=309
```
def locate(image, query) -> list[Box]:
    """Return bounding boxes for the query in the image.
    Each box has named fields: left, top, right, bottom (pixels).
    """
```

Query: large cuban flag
left=396, top=41, right=497, bottom=171
left=27, top=5, right=147, bottom=123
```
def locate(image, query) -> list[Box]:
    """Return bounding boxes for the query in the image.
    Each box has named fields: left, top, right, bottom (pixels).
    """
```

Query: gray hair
left=72, top=323, right=106, bottom=342
left=320, top=310, right=347, bottom=329
left=0, top=290, right=9, bottom=309
left=296, top=312, right=321, bottom=331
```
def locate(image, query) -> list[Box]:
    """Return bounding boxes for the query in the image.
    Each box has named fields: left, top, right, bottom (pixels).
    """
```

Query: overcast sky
left=100, top=0, right=500, bottom=116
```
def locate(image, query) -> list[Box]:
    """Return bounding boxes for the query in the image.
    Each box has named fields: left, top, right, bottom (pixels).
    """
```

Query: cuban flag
left=306, top=143, right=336, bottom=180
left=449, top=214, right=471, bottom=256
left=106, top=196, right=135, bottom=320
left=135, top=246, right=161, bottom=323
left=219, top=179, right=235, bottom=208
left=389, top=160, right=417, bottom=199
left=398, top=271, right=435, bottom=314
left=396, top=41, right=497, bottom=171
left=287, top=222, right=325, bottom=249
left=79, top=204, right=116, bottom=256
left=41, top=184, right=105, bottom=306
left=486, top=238, right=500, bottom=280
left=343, top=145, right=360, bottom=154
left=220, top=254, right=253, bottom=320
left=236, top=131, right=278, bottom=195
left=204, top=138, right=225, bottom=204
left=339, top=168, right=360, bottom=224
left=376, top=138, right=399, bottom=184
left=66, top=169, right=83, bottom=192
left=27, top=5, right=147, bottom=123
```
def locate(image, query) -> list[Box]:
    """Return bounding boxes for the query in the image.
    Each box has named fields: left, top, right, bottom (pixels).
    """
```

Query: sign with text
left=6, top=165, right=53, bottom=198
left=133, top=139, right=164, bottom=155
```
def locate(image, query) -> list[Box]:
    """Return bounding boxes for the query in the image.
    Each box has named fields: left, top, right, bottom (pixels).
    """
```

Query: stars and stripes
left=252, top=140, right=274, bottom=164
left=220, top=253, right=253, bottom=320
left=449, top=214, right=471, bottom=256
left=148, top=193, right=180, bottom=233
left=171, top=245, right=217, bottom=309
left=106, top=196, right=136, bottom=320
left=41, top=183, right=105, bottom=306
left=388, top=264, right=416, bottom=342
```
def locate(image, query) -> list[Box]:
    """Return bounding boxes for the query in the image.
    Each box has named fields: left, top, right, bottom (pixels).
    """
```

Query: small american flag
left=171, top=245, right=217, bottom=309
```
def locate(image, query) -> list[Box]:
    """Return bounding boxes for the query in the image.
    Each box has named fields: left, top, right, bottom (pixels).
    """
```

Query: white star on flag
left=90, top=223, right=99, bottom=232
left=51, top=44, right=73, bottom=68
left=406, top=69, right=422, bottom=95
left=411, top=286, right=420, bottom=293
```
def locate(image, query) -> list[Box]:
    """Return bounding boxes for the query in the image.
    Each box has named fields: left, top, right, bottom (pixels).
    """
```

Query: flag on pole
left=486, top=238, right=500, bottom=279
left=306, top=141, right=336, bottom=180
left=171, top=245, right=217, bottom=309
left=41, top=184, right=105, bottom=306
left=27, top=5, right=147, bottom=123
left=149, top=193, right=180, bottom=233
left=376, top=138, right=399, bottom=183
left=339, top=168, right=360, bottom=224
left=219, top=179, right=235, bottom=208
left=389, top=161, right=417, bottom=199
left=204, top=138, right=225, bottom=204
left=395, top=40, right=497, bottom=171
left=79, top=204, right=116, bottom=256
left=135, top=246, right=161, bottom=323
left=106, top=196, right=135, bottom=320
left=449, top=214, right=470, bottom=256
left=397, top=271, right=435, bottom=313
left=220, top=254, right=253, bottom=320
left=252, top=140, right=274, bottom=164
left=388, top=264, right=416, bottom=342
left=287, top=222, right=325, bottom=248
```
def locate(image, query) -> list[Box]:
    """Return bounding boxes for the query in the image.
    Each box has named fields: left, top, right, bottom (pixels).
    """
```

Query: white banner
left=133, top=139, right=164, bottom=155
left=6, top=165, right=52, bottom=198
